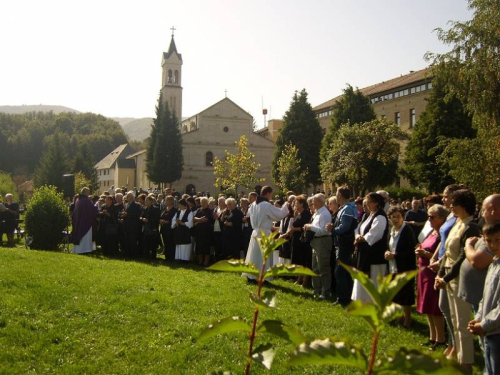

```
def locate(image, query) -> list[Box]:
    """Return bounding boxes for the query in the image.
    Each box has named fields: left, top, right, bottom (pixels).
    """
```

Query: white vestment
left=73, top=228, right=93, bottom=254
left=243, top=200, right=288, bottom=280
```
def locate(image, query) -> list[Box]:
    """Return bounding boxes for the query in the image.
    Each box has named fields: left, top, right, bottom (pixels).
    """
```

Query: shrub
left=25, top=185, right=70, bottom=250
left=381, top=186, right=427, bottom=201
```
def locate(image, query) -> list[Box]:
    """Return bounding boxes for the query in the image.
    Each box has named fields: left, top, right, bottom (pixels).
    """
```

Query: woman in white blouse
left=171, top=199, right=194, bottom=262
left=352, top=192, right=389, bottom=302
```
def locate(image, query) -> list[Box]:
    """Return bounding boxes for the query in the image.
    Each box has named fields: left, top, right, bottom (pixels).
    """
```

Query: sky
left=1, top=0, right=472, bottom=128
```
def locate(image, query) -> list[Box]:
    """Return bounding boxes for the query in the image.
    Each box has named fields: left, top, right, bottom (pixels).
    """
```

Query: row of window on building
left=99, top=180, right=112, bottom=187
left=317, top=110, right=333, bottom=119
left=370, top=82, right=433, bottom=104
left=99, top=169, right=110, bottom=176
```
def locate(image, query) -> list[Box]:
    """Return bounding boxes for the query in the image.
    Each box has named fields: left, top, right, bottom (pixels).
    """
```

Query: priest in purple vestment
left=72, top=187, right=98, bottom=254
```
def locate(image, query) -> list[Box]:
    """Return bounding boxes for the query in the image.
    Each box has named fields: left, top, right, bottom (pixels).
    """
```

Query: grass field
left=0, top=246, right=484, bottom=374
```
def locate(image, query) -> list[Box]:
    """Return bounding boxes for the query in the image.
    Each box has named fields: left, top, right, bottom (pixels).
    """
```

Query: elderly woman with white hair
left=3, top=193, right=19, bottom=247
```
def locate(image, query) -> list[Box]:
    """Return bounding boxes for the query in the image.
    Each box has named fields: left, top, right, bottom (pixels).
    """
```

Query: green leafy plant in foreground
left=287, top=263, right=465, bottom=374
left=198, top=232, right=464, bottom=374
left=198, top=231, right=316, bottom=374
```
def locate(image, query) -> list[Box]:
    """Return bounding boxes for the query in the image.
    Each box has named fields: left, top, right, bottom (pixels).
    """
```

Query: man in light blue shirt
left=328, top=187, right=358, bottom=307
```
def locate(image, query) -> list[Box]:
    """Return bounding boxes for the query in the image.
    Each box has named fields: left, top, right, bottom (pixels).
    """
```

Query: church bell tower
left=161, top=27, right=183, bottom=121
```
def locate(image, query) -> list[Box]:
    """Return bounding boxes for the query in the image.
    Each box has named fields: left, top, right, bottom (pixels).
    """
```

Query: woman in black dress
left=384, top=206, right=417, bottom=327
left=222, top=198, right=244, bottom=260
left=353, top=192, right=389, bottom=302
left=278, top=198, right=294, bottom=264
left=193, top=197, right=214, bottom=266
left=3, top=194, right=19, bottom=247
left=240, top=198, right=252, bottom=260
left=160, top=196, right=177, bottom=262
left=99, top=195, right=119, bottom=256
left=141, top=196, right=161, bottom=259
left=290, top=196, right=312, bottom=287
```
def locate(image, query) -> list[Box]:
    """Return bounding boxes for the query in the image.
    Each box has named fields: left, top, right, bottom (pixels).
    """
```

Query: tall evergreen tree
left=320, top=85, right=375, bottom=161
left=34, top=133, right=70, bottom=191
left=146, top=93, right=162, bottom=183
left=272, top=89, right=324, bottom=187
left=73, top=142, right=99, bottom=192
left=146, top=92, right=183, bottom=186
left=401, top=74, right=475, bottom=192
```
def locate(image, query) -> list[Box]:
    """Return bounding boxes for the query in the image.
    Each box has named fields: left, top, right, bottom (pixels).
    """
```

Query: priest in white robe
left=243, top=186, right=289, bottom=281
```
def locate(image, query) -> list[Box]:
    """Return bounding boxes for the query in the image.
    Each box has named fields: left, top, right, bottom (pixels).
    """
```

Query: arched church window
left=174, top=70, right=179, bottom=84
left=168, top=69, right=173, bottom=83
left=205, top=151, right=214, bottom=166
left=182, top=125, right=188, bottom=133
left=190, top=121, right=196, bottom=131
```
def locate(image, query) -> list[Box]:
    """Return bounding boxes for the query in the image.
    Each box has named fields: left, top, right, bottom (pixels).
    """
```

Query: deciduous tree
left=320, top=85, right=375, bottom=162
left=321, top=119, right=407, bottom=196
left=273, top=143, right=307, bottom=194
left=214, top=135, right=264, bottom=196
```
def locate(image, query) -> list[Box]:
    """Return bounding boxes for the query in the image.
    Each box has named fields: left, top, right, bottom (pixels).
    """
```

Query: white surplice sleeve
left=185, top=211, right=194, bottom=229
left=267, top=201, right=289, bottom=222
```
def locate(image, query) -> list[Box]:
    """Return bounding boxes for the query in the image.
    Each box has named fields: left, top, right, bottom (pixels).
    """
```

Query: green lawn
left=0, top=246, right=484, bottom=374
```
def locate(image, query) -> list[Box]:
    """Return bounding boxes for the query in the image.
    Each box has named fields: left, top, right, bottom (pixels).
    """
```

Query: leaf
left=206, top=260, right=260, bottom=276
left=197, top=316, right=251, bottom=343
left=346, top=300, right=380, bottom=330
left=380, top=270, right=419, bottom=308
left=251, top=343, right=276, bottom=370
left=257, top=231, right=287, bottom=261
left=374, top=348, right=465, bottom=374
left=257, top=320, right=306, bottom=345
left=340, top=262, right=382, bottom=308
left=263, top=263, right=317, bottom=280
left=250, top=290, right=276, bottom=309
left=288, top=338, right=368, bottom=371
left=381, top=303, right=404, bottom=324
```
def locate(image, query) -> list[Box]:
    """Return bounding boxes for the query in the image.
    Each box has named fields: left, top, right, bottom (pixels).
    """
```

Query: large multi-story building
left=313, top=68, right=432, bottom=134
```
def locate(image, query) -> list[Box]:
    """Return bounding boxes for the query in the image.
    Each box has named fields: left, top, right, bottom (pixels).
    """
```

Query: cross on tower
left=170, top=26, right=176, bottom=37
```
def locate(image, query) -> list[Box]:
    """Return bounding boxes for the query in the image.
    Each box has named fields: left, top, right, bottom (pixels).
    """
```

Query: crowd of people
left=4, top=181, right=499, bottom=374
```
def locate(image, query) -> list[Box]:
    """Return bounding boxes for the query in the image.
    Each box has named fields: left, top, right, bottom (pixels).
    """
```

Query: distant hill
left=111, top=117, right=136, bottom=126
left=121, top=118, right=154, bottom=141
left=0, top=104, right=154, bottom=141
left=0, top=104, right=80, bottom=114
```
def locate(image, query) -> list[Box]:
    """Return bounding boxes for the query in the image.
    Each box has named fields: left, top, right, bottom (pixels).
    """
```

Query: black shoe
left=247, top=278, right=258, bottom=284
left=333, top=299, right=351, bottom=307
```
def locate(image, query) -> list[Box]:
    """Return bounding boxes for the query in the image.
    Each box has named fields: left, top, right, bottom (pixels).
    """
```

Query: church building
left=121, top=32, right=276, bottom=195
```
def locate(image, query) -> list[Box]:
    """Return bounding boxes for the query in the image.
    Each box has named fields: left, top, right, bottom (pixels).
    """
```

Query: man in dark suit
left=120, top=191, right=142, bottom=258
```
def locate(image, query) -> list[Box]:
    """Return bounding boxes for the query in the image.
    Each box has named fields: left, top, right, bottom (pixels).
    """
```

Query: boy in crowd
left=468, top=222, right=500, bottom=374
